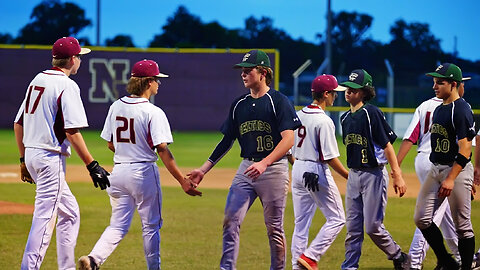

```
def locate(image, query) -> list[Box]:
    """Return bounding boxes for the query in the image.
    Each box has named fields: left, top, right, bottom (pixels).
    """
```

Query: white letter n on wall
left=89, top=59, right=130, bottom=103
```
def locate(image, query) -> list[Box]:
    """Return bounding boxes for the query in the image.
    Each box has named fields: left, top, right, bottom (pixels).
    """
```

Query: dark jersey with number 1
left=429, top=98, right=475, bottom=165
left=340, top=104, right=397, bottom=169
left=221, top=89, right=301, bottom=160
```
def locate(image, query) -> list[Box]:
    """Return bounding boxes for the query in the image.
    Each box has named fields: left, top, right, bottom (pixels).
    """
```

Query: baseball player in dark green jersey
left=414, top=63, right=476, bottom=270
left=188, top=50, right=301, bottom=270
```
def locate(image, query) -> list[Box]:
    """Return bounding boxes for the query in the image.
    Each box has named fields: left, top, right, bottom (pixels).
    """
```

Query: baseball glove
left=303, top=172, right=319, bottom=192
left=86, top=160, right=111, bottom=190
left=20, top=161, right=34, bottom=184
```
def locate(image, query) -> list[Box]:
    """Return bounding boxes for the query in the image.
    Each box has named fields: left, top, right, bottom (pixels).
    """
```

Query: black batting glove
left=86, top=160, right=110, bottom=190
left=303, top=172, right=319, bottom=192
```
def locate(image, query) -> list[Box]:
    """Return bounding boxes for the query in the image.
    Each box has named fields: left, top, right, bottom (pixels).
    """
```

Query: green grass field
left=0, top=129, right=478, bottom=269
left=0, top=129, right=418, bottom=172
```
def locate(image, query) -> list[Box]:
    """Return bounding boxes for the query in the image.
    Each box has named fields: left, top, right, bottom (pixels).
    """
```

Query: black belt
left=245, top=157, right=263, bottom=162
left=114, top=161, right=149, bottom=165
left=433, top=162, right=454, bottom=167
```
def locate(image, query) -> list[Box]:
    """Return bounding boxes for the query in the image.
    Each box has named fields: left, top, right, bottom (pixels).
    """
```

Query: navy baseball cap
left=340, top=69, right=373, bottom=89
left=234, top=50, right=271, bottom=68
left=426, top=63, right=462, bottom=82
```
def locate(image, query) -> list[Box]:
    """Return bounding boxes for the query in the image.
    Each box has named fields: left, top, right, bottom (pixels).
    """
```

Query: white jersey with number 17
left=101, top=96, right=173, bottom=164
left=403, top=97, right=443, bottom=154
left=14, top=68, right=89, bottom=156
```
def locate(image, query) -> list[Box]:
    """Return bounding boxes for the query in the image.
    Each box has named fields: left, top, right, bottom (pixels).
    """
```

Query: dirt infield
left=2, top=164, right=476, bottom=214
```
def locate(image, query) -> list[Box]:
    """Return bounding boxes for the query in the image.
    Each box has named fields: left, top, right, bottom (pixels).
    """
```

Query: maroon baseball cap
left=52, top=37, right=91, bottom=59
left=131, top=59, right=169, bottom=78
left=311, top=74, right=346, bottom=92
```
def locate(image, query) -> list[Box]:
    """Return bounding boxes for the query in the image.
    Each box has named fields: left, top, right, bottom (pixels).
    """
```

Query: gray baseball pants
left=341, top=166, right=402, bottom=270
left=414, top=162, right=474, bottom=239
left=220, top=158, right=289, bottom=270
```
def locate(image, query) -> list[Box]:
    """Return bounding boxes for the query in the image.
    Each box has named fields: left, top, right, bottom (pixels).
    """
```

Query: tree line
left=1, top=0, right=478, bottom=106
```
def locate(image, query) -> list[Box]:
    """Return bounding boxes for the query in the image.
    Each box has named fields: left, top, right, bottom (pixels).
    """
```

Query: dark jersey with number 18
left=340, top=104, right=397, bottom=169
left=429, top=98, right=475, bottom=165
left=221, top=89, right=301, bottom=160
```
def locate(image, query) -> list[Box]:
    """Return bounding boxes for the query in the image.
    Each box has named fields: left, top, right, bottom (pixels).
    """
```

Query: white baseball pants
left=22, top=148, right=80, bottom=270
left=88, top=162, right=162, bottom=270
left=290, top=160, right=345, bottom=269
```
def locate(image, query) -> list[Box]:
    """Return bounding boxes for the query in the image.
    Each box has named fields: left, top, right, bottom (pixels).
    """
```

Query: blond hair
left=256, top=66, right=273, bottom=86
left=51, top=58, right=70, bottom=68
left=126, top=77, right=154, bottom=95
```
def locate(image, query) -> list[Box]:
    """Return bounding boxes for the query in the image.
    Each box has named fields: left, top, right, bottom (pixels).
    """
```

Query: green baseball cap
left=426, top=63, right=462, bottom=82
left=340, top=69, right=373, bottom=89
left=234, top=50, right=271, bottom=68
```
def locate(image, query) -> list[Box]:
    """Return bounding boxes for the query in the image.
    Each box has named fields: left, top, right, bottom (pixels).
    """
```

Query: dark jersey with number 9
left=221, top=89, right=301, bottom=159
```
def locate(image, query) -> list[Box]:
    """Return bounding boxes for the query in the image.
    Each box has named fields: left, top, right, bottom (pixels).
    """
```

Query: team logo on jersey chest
left=430, top=123, right=448, bottom=138
left=344, top=133, right=367, bottom=147
left=239, top=120, right=271, bottom=135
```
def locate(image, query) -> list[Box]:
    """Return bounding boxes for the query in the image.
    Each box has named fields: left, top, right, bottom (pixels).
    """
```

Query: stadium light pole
left=292, top=59, right=312, bottom=106
left=325, top=0, right=332, bottom=74
left=385, top=59, right=394, bottom=127
left=96, top=0, right=101, bottom=46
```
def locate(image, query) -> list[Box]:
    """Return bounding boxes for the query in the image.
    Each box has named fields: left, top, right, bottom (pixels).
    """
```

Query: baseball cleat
left=393, top=252, right=410, bottom=270
left=297, top=253, right=318, bottom=270
left=78, top=255, right=99, bottom=270
left=472, top=252, right=480, bottom=270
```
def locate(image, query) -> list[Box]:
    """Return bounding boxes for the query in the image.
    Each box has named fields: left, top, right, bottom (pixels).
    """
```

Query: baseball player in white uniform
left=289, top=75, right=348, bottom=270
left=472, top=89, right=480, bottom=270
left=414, top=63, right=476, bottom=270
left=78, top=59, right=201, bottom=270
left=13, top=37, right=110, bottom=270
left=396, top=97, right=459, bottom=269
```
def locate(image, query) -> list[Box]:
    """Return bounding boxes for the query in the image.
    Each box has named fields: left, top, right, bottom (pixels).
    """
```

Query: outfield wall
left=0, top=46, right=278, bottom=131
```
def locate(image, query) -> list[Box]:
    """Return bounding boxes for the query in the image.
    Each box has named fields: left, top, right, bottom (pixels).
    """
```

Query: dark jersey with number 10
left=429, top=98, right=475, bottom=165
left=221, top=89, right=301, bottom=160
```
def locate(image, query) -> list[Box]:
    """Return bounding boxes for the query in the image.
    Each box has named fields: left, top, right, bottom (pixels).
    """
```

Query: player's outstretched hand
left=303, top=172, right=319, bottom=192
left=187, top=169, right=205, bottom=186
left=391, top=170, right=407, bottom=197
left=86, top=160, right=110, bottom=190
left=244, top=161, right=267, bottom=180
left=20, top=161, right=34, bottom=184
left=181, top=177, right=202, bottom=196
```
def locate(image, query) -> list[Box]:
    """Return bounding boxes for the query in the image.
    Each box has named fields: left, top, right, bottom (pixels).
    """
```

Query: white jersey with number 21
left=100, top=96, right=173, bottom=163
